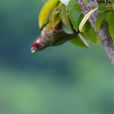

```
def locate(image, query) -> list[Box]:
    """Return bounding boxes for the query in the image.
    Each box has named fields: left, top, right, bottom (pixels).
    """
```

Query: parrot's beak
left=31, top=47, right=37, bottom=54
left=31, top=42, right=40, bottom=54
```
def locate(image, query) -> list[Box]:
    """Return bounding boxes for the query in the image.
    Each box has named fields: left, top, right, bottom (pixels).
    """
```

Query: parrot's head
left=31, top=39, right=41, bottom=54
left=31, top=35, right=47, bottom=54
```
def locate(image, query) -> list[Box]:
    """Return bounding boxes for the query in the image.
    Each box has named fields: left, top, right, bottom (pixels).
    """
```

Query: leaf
left=67, top=0, right=83, bottom=31
left=98, top=3, right=106, bottom=13
left=96, top=11, right=109, bottom=31
left=48, top=3, right=62, bottom=31
left=84, top=27, right=99, bottom=44
left=62, top=24, right=73, bottom=34
left=70, top=33, right=89, bottom=48
left=80, top=20, right=99, bottom=44
left=79, top=7, right=98, bottom=32
left=82, top=21, right=91, bottom=33
left=60, top=5, right=73, bottom=34
left=106, top=11, right=114, bottom=41
left=39, top=0, right=59, bottom=29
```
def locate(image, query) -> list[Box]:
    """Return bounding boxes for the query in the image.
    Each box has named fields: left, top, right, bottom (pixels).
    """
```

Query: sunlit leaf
left=79, top=7, right=98, bottom=32
left=39, top=0, right=59, bottom=29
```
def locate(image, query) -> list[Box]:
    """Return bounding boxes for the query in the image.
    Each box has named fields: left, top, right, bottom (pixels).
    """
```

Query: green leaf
left=60, top=5, right=73, bottom=34
left=98, top=3, right=106, bottom=13
left=106, top=11, right=114, bottom=41
left=62, top=24, right=73, bottom=34
left=82, top=21, right=91, bottom=33
left=67, top=0, right=83, bottom=31
left=112, top=3, right=114, bottom=11
left=96, top=11, right=109, bottom=31
left=84, top=27, right=99, bottom=44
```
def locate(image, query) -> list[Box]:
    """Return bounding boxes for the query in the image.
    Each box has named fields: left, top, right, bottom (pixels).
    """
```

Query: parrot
left=31, top=0, right=97, bottom=54
left=31, top=28, right=78, bottom=54
left=31, top=0, right=80, bottom=54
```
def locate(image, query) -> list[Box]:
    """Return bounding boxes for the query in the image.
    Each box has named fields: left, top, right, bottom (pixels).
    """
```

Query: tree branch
left=77, top=0, right=114, bottom=65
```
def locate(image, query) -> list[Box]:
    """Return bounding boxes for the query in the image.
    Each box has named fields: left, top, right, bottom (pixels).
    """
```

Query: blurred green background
left=0, top=0, right=114, bottom=114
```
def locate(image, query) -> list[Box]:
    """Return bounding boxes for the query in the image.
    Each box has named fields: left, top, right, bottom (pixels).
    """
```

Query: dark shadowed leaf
left=106, top=11, right=114, bottom=41
left=70, top=33, right=89, bottom=48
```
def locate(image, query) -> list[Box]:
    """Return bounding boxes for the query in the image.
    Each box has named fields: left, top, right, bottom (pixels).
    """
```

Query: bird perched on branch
left=31, top=0, right=81, bottom=54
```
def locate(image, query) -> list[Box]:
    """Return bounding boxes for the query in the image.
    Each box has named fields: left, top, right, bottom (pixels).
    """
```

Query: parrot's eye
left=31, top=43, right=40, bottom=54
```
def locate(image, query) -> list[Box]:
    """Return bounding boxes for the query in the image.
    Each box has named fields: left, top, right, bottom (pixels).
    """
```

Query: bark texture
left=77, top=0, right=114, bottom=65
